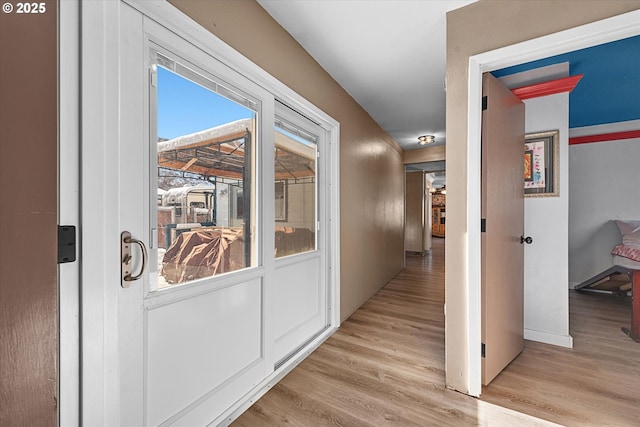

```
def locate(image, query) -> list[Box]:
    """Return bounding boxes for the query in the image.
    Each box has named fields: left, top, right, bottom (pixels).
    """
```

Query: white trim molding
left=58, top=0, right=81, bottom=425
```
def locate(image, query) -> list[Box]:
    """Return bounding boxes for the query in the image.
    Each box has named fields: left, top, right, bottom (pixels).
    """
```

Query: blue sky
left=157, top=66, right=253, bottom=140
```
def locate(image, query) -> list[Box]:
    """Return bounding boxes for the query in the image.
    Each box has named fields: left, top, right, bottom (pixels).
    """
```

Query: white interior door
left=116, top=6, right=275, bottom=426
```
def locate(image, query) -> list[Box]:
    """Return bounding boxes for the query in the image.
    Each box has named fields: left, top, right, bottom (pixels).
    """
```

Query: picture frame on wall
left=524, top=130, right=559, bottom=197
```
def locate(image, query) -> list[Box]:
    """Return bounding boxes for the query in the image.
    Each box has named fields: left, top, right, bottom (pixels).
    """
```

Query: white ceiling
left=257, top=0, right=476, bottom=151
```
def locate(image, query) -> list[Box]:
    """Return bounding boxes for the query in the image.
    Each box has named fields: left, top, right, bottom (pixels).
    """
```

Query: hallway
left=232, top=238, right=560, bottom=426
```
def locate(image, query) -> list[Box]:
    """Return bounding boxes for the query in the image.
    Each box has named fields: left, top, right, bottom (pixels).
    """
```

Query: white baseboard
left=524, top=328, right=573, bottom=348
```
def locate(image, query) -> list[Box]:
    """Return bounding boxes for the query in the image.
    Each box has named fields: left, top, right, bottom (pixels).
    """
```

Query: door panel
left=85, top=3, right=333, bottom=424
left=481, top=73, right=525, bottom=385
left=272, top=104, right=328, bottom=364
left=274, top=256, right=323, bottom=361
left=146, top=278, right=263, bottom=425
left=116, top=9, right=273, bottom=425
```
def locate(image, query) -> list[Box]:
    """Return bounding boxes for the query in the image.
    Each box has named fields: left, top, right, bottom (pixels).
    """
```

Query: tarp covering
left=161, top=228, right=244, bottom=284
left=274, top=227, right=314, bottom=258
left=161, top=226, right=315, bottom=284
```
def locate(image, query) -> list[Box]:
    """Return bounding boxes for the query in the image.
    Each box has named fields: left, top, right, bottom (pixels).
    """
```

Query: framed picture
left=524, top=130, right=559, bottom=197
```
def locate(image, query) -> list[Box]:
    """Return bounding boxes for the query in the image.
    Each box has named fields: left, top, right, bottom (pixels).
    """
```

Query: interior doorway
left=465, top=10, right=640, bottom=396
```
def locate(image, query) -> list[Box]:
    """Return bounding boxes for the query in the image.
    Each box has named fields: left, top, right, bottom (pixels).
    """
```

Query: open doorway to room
left=404, top=161, right=446, bottom=258
left=469, top=18, right=640, bottom=425
left=485, top=33, right=639, bottom=343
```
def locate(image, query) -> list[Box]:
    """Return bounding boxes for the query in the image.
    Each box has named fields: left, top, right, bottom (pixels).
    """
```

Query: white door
left=481, top=73, right=525, bottom=386
left=122, top=13, right=274, bottom=426
left=81, top=3, right=335, bottom=425
left=273, top=103, right=329, bottom=364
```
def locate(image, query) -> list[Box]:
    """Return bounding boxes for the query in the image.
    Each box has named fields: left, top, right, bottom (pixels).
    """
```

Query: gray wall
left=523, top=94, right=571, bottom=347
left=569, top=137, right=640, bottom=285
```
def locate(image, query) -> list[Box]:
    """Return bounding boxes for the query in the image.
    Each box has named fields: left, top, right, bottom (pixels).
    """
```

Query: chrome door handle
left=121, top=231, right=148, bottom=287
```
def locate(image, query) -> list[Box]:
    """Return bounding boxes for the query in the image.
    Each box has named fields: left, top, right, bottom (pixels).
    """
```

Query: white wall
left=523, top=93, right=572, bottom=348
left=569, top=137, right=640, bottom=286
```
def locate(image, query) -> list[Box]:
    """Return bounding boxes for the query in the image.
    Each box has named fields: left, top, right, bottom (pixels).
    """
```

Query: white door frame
left=465, top=10, right=640, bottom=397
left=58, top=1, right=81, bottom=425
left=66, top=0, right=340, bottom=425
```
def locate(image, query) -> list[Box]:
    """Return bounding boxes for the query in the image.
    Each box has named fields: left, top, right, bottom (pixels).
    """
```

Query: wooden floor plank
left=233, top=238, right=640, bottom=426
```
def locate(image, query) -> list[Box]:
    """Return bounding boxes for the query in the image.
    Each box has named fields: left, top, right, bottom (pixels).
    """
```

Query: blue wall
left=492, top=35, right=640, bottom=128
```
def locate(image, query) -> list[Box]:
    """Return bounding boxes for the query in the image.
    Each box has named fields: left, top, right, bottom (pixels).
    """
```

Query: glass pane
left=154, top=64, right=257, bottom=290
left=274, top=124, right=317, bottom=258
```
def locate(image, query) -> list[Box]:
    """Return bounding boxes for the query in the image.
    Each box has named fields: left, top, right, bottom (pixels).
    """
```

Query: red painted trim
left=511, top=75, right=583, bottom=100
left=569, top=130, right=640, bottom=145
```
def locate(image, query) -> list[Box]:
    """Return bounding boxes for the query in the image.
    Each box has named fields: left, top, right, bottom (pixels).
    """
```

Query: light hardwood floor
left=232, top=238, right=640, bottom=426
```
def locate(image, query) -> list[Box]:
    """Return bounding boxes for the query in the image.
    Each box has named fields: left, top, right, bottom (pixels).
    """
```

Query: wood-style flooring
left=232, top=238, right=640, bottom=426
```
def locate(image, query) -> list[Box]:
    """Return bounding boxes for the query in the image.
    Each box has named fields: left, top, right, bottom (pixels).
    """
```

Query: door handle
left=121, top=231, right=148, bottom=287
left=520, top=235, right=533, bottom=245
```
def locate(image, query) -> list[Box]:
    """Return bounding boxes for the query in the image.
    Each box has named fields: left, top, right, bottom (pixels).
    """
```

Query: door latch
left=121, top=231, right=148, bottom=287
left=58, top=225, right=76, bottom=264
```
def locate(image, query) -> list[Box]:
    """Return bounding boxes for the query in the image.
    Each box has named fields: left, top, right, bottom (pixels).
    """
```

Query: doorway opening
left=466, top=10, right=640, bottom=396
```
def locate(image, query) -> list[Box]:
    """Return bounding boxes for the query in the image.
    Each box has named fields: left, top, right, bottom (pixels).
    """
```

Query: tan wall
left=405, top=171, right=425, bottom=253
left=446, top=0, right=640, bottom=393
left=404, top=145, right=445, bottom=164
left=169, top=0, right=405, bottom=321
left=0, top=0, right=58, bottom=425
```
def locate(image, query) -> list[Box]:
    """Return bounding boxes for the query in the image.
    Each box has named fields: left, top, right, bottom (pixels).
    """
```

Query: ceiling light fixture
left=418, top=135, right=435, bottom=145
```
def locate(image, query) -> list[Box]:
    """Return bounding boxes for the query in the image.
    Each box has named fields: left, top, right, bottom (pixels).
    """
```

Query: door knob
left=520, top=236, right=533, bottom=245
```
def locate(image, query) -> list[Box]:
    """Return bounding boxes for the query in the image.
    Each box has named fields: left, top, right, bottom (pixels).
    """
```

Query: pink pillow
left=612, top=244, right=640, bottom=262
left=615, top=220, right=640, bottom=249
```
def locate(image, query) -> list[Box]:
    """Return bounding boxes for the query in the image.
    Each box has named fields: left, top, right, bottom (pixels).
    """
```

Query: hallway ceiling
left=257, top=0, right=476, bottom=151
left=258, top=2, right=640, bottom=153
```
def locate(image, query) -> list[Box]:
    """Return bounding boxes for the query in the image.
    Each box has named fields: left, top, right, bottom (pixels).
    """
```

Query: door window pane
left=154, top=61, right=257, bottom=290
left=274, top=121, right=317, bottom=258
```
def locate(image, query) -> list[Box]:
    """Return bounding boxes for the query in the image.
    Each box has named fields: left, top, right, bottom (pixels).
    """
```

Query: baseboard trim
left=524, top=328, right=573, bottom=348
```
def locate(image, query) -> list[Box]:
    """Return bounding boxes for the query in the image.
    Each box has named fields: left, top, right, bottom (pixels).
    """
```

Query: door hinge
left=481, top=343, right=486, bottom=358
left=58, top=225, right=76, bottom=264
left=481, top=218, right=486, bottom=233
left=482, top=96, right=488, bottom=111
